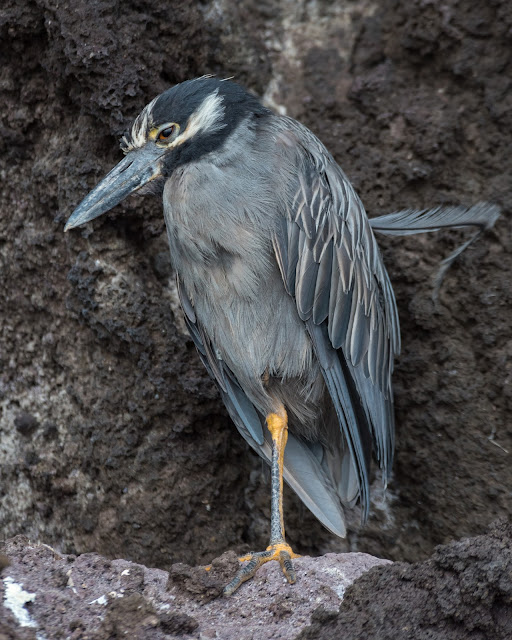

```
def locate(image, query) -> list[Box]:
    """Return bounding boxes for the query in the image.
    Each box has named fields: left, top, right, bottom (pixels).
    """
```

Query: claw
left=279, top=549, right=296, bottom=583
left=223, top=542, right=300, bottom=596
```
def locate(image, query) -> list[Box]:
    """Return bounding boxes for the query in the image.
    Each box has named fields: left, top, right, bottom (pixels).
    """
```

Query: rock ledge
left=0, top=536, right=389, bottom=639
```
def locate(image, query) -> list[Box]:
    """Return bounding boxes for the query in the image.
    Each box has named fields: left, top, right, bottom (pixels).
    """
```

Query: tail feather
left=370, top=202, right=500, bottom=298
left=370, top=202, right=500, bottom=236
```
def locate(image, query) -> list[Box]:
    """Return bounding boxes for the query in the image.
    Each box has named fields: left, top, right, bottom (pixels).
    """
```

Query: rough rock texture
left=0, top=0, right=511, bottom=598
left=0, top=535, right=390, bottom=639
left=1, top=523, right=510, bottom=639
left=298, top=519, right=512, bottom=640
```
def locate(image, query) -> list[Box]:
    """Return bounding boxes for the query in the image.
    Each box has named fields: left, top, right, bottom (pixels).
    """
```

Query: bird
left=65, top=76, right=499, bottom=595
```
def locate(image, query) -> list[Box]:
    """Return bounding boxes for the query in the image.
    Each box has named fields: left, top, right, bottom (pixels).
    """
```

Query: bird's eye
left=158, top=125, right=176, bottom=140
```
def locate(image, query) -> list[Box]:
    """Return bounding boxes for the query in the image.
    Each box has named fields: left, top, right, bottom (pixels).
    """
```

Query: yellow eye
left=158, top=125, right=177, bottom=140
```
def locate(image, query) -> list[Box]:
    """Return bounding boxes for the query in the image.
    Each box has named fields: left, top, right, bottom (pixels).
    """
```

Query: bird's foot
left=223, top=541, right=300, bottom=596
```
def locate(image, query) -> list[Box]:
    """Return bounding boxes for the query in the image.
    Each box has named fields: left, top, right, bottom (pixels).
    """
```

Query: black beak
left=64, top=145, right=165, bottom=231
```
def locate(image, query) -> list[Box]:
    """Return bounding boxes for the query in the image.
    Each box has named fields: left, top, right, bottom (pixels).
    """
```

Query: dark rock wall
left=1, top=0, right=510, bottom=569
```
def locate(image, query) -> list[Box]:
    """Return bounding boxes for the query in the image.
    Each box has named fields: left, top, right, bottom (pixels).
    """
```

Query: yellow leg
left=267, top=410, right=288, bottom=545
left=224, top=408, right=300, bottom=596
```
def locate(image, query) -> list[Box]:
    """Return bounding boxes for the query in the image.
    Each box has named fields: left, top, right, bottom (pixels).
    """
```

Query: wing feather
left=296, top=235, right=320, bottom=320
left=273, top=120, right=400, bottom=515
left=312, top=239, right=333, bottom=324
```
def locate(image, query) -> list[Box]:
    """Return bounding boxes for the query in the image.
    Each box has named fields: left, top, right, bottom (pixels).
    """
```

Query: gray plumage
left=164, top=113, right=397, bottom=533
left=65, top=77, right=500, bottom=539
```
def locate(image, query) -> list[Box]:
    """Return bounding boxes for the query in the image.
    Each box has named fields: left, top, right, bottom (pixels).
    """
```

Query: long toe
left=223, top=542, right=300, bottom=596
left=278, top=548, right=296, bottom=584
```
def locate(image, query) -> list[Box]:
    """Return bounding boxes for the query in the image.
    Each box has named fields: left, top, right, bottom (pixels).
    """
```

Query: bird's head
left=64, top=76, right=269, bottom=231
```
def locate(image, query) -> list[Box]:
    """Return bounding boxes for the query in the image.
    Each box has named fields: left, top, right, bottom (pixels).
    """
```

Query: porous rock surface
left=0, top=535, right=389, bottom=639
left=298, top=519, right=512, bottom=640
left=1, top=522, right=511, bottom=639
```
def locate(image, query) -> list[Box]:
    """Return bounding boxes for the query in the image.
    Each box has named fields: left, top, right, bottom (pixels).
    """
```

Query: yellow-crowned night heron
left=65, top=76, right=499, bottom=595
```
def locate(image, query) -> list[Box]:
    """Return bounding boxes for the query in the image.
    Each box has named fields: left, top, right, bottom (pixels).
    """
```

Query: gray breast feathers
left=162, top=124, right=316, bottom=410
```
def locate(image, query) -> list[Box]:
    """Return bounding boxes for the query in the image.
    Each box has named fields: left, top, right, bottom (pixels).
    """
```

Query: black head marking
left=121, top=77, right=271, bottom=173
left=152, top=77, right=268, bottom=130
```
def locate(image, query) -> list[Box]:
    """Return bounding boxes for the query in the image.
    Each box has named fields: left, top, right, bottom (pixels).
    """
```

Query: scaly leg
left=224, top=407, right=300, bottom=596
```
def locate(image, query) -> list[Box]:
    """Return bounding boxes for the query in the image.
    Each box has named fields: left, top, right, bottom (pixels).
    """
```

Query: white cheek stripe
left=171, top=90, right=226, bottom=148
